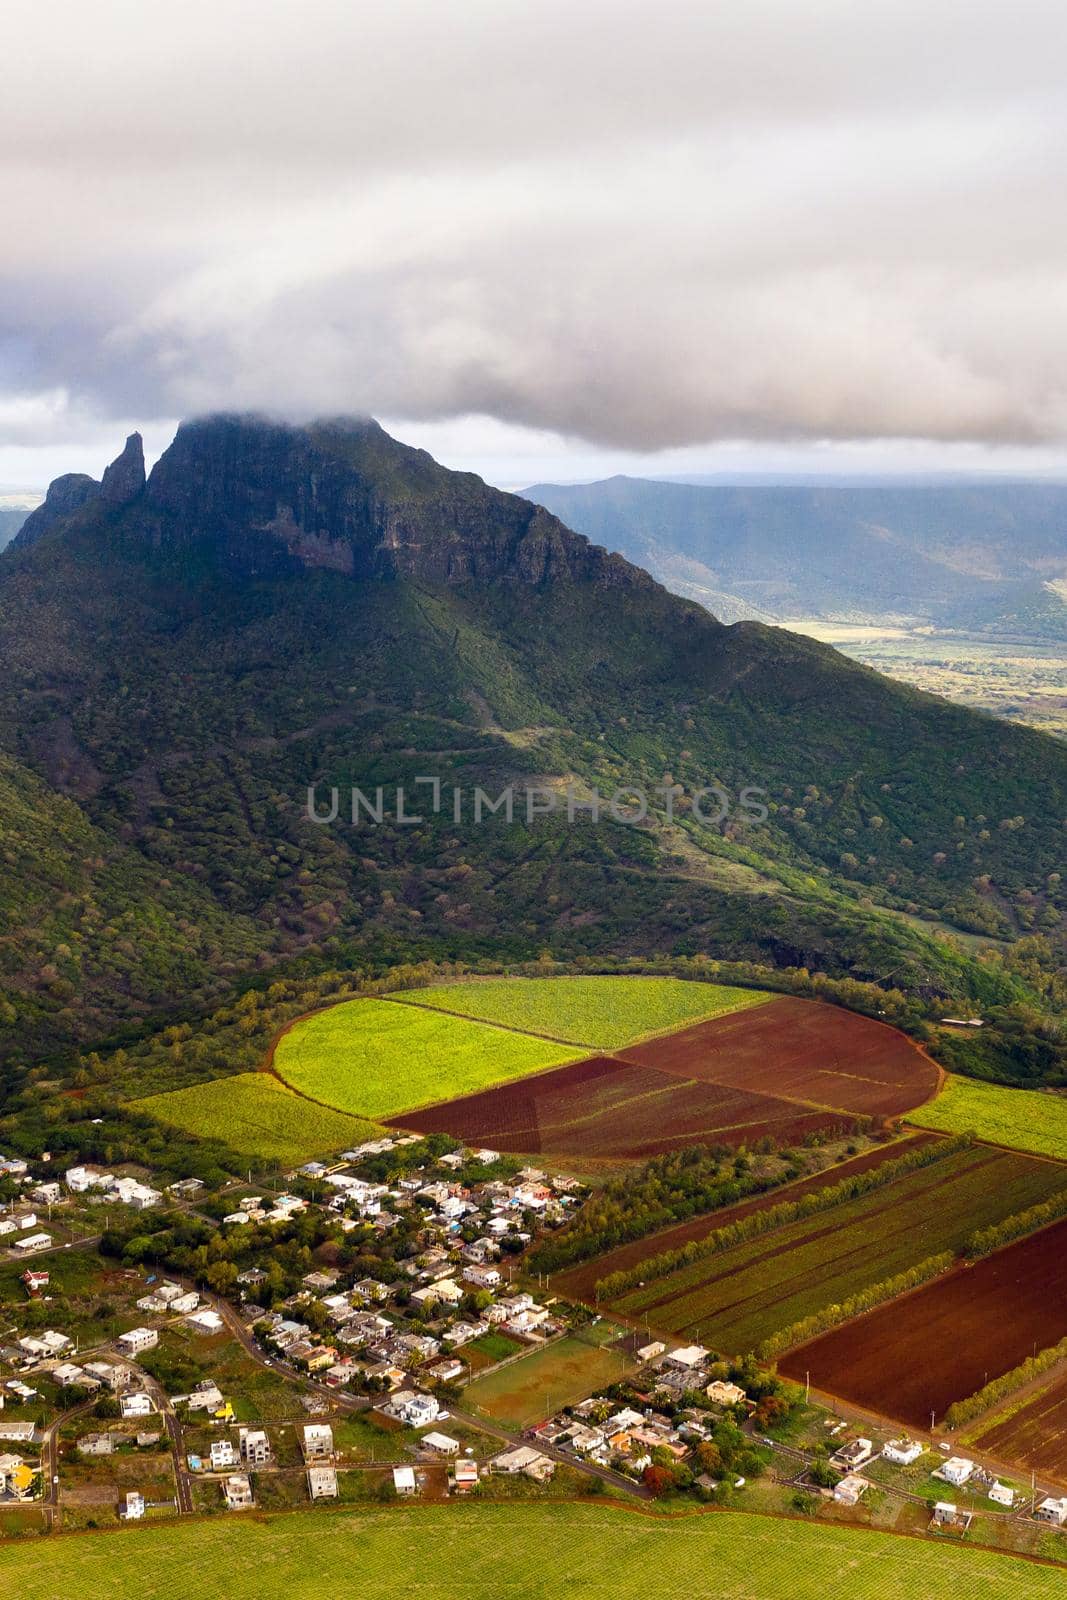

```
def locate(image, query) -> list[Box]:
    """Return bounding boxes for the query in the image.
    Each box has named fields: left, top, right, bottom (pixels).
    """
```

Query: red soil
left=554, top=1133, right=943, bottom=1302
left=975, top=1374, right=1067, bottom=1486
left=780, top=1216, right=1067, bottom=1429
left=617, top=996, right=940, bottom=1119
left=393, top=1052, right=853, bottom=1160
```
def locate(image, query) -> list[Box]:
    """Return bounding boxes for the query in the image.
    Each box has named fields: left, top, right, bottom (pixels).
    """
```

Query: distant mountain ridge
left=0, top=415, right=1063, bottom=1070
left=523, top=477, right=1067, bottom=633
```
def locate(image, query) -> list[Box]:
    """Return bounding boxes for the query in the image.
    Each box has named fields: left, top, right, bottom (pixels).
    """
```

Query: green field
left=5, top=1502, right=1060, bottom=1598
left=464, top=1329, right=635, bottom=1429
left=610, top=1145, right=1067, bottom=1353
left=910, top=1074, right=1067, bottom=1162
left=137, top=1072, right=381, bottom=1165
left=396, top=975, right=771, bottom=1048
left=273, top=997, right=583, bottom=1119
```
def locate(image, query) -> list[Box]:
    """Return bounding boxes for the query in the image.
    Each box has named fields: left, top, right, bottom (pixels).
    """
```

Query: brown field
left=780, top=1216, right=1067, bottom=1429
left=394, top=996, right=937, bottom=1162
left=394, top=1053, right=840, bottom=1159
left=973, top=1374, right=1067, bottom=1486
left=617, top=996, right=940, bottom=1119
left=553, top=1132, right=943, bottom=1302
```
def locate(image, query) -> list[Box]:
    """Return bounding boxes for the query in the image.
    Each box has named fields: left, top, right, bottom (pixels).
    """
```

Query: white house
left=302, top=1423, right=334, bottom=1461
left=210, top=1440, right=237, bottom=1470
left=422, top=1431, right=460, bottom=1456
left=239, top=1428, right=271, bottom=1465
left=393, top=1465, right=417, bottom=1495
left=663, top=1345, right=709, bottom=1370
left=403, top=1394, right=440, bottom=1428
left=1036, top=1497, right=1067, bottom=1526
left=936, top=1456, right=974, bottom=1488
left=882, top=1438, right=924, bottom=1467
left=834, top=1475, right=868, bottom=1505
left=306, top=1465, right=338, bottom=1500
left=120, top=1392, right=154, bottom=1419
left=224, top=1474, right=254, bottom=1509
left=117, top=1328, right=158, bottom=1357
left=706, top=1381, right=747, bottom=1407
left=988, top=1482, right=1015, bottom=1508
left=14, top=1232, right=52, bottom=1253
left=123, top=1491, right=145, bottom=1520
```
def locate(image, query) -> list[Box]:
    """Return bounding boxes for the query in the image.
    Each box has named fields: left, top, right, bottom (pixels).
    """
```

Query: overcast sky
left=4, top=0, right=1067, bottom=489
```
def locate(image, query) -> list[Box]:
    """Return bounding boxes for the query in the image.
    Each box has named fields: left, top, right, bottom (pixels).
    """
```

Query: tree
left=642, top=1464, right=674, bottom=1497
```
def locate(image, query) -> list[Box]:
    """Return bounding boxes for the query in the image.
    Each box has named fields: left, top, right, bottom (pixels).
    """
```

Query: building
left=637, top=1341, right=666, bottom=1362
left=830, top=1437, right=874, bottom=1473
left=307, top=1465, right=338, bottom=1500
left=662, top=1344, right=709, bottom=1370
left=210, top=1440, right=237, bottom=1470
left=706, top=1381, right=746, bottom=1407
left=452, top=1459, right=479, bottom=1492
left=0, top=1454, right=36, bottom=1500
left=0, top=1420, right=36, bottom=1443
left=239, top=1428, right=271, bottom=1466
left=123, top=1491, right=145, bottom=1520
left=1036, top=1497, right=1067, bottom=1526
left=882, top=1438, right=924, bottom=1467
left=120, top=1392, right=154, bottom=1419
left=936, top=1456, right=975, bottom=1488
left=302, top=1423, right=334, bottom=1461
left=422, top=1431, right=460, bottom=1456
left=989, top=1482, right=1015, bottom=1508
left=932, top=1501, right=958, bottom=1526
left=833, top=1475, right=867, bottom=1505
left=393, top=1465, right=417, bottom=1495
left=14, top=1232, right=52, bottom=1253
left=117, top=1327, right=159, bottom=1357
left=491, top=1445, right=555, bottom=1483
left=224, top=1474, right=254, bottom=1509
left=78, top=1433, right=114, bottom=1457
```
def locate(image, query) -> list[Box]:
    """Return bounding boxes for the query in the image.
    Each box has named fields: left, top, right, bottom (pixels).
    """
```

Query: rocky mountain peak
left=99, top=432, right=146, bottom=508
left=11, top=471, right=101, bottom=549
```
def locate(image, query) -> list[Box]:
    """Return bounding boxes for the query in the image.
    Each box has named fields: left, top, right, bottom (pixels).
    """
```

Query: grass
left=273, top=997, right=583, bottom=1119
left=463, top=1331, right=634, bottom=1429
left=910, top=1075, right=1067, bottom=1163
left=4, top=1502, right=1062, bottom=1596
left=394, top=975, right=772, bottom=1048
left=610, top=1146, right=1067, bottom=1352
left=136, top=1072, right=381, bottom=1165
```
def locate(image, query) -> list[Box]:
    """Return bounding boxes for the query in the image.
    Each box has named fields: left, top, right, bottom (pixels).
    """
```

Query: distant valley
left=525, top=479, right=1067, bottom=737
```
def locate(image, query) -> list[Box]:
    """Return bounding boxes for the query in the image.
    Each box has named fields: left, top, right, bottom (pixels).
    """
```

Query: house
left=706, top=1381, right=746, bottom=1407
left=123, top=1491, right=145, bottom=1520
left=170, top=1291, right=200, bottom=1315
left=168, top=1178, right=205, bottom=1199
left=52, top=1362, right=96, bottom=1390
left=452, top=1459, right=479, bottom=1492
left=462, top=1265, right=501, bottom=1290
left=397, top=1393, right=440, bottom=1428
left=637, top=1341, right=666, bottom=1363
left=210, top=1440, right=237, bottom=1470
left=932, top=1501, right=958, bottom=1526
left=0, top=1420, right=36, bottom=1443
left=239, top=1428, right=270, bottom=1465
left=65, top=1165, right=113, bottom=1193
left=79, top=1433, right=114, bottom=1456
left=882, top=1438, right=924, bottom=1467
left=224, top=1474, right=254, bottom=1509
left=833, top=1475, right=868, bottom=1506
left=393, top=1465, right=417, bottom=1495
left=302, top=1423, right=334, bottom=1461
left=831, top=1437, right=874, bottom=1473
left=117, top=1327, right=158, bottom=1357
left=492, top=1445, right=555, bottom=1482
left=14, top=1232, right=52, bottom=1253
left=988, top=1482, right=1015, bottom=1508
left=120, top=1392, right=154, bottom=1419
left=307, top=1465, right=338, bottom=1500
left=31, top=1182, right=61, bottom=1206
left=663, top=1344, right=708, bottom=1371
left=1036, top=1497, right=1067, bottom=1526
left=422, top=1431, right=460, bottom=1456
left=186, top=1309, right=224, bottom=1334
left=935, top=1456, right=974, bottom=1488
left=83, top=1361, right=128, bottom=1390
left=0, top=1454, right=36, bottom=1500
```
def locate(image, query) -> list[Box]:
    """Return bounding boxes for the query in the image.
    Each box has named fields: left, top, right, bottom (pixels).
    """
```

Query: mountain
left=0, top=416, right=1064, bottom=1071
left=523, top=477, right=1067, bottom=631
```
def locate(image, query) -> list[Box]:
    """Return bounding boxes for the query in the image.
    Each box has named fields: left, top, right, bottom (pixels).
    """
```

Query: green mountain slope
left=0, top=417, right=1063, bottom=1072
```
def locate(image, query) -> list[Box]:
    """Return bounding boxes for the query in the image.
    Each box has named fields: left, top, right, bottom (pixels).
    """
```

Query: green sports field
left=464, top=1325, right=634, bottom=1428
left=5, top=1503, right=1059, bottom=1598
left=137, top=1072, right=381, bottom=1165
left=273, top=996, right=583, bottom=1118
left=909, top=1073, right=1067, bottom=1162
left=396, top=974, right=771, bottom=1048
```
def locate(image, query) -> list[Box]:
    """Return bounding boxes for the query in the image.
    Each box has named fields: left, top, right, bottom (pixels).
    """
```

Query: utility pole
left=805, top=1370, right=810, bottom=1403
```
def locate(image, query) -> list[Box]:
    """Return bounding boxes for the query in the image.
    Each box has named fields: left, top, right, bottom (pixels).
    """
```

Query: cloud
left=4, top=0, right=1067, bottom=452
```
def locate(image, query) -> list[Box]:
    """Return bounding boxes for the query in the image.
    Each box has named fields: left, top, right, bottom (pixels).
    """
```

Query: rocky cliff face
left=12, top=472, right=101, bottom=548
left=113, top=413, right=658, bottom=591
left=99, top=432, right=146, bottom=509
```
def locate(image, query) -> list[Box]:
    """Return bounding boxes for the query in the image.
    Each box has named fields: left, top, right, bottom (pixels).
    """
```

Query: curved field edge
left=272, top=996, right=585, bottom=1120
left=388, top=975, right=775, bottom=1049
left=908, top=1074, right=1067, bottom=1163
left=4, top=1502, right=1062, bottom=1600
left=136, top=1072, right=382, bottom=1165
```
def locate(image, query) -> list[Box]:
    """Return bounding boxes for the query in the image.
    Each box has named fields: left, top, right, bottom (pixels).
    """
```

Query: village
left=1, top=1137, right=1066, bottom=1559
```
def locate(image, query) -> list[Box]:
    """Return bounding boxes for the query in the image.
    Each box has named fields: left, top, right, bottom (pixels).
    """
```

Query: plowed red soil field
left=553, top=1133, right=943, bottom=1301
left=780, top=1216, right=1067, bottom=1429
left=393, top=995, right=938, bottom=1161
left=973, top=1374, right=1067, bottom=1486
left=617, top=996, right=940, bottom=1118
left=393, top=1053, right=837, bottom=1159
